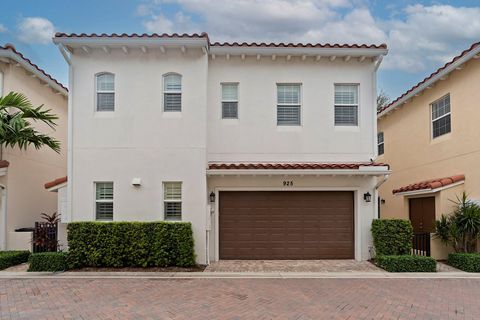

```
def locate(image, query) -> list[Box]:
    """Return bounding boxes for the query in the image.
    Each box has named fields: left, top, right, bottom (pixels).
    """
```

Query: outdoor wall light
left=363, top=192, right=372, bottom=203
left=209, top=191, right=216, bottom=203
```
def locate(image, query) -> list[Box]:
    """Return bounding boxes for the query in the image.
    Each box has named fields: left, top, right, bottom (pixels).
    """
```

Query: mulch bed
left=68, top=265, right=207, bottom=272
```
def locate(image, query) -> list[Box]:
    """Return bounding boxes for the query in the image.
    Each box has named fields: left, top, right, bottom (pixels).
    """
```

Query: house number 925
left=283, top=181, right=294, bottom=186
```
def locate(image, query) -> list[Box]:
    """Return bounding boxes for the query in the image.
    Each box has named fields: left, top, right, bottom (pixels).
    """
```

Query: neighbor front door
left=409, top=197, right=436, bottom=233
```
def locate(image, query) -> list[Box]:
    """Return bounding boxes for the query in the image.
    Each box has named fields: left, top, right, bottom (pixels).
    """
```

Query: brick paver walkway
left=1, top=277, right=479, bottom=319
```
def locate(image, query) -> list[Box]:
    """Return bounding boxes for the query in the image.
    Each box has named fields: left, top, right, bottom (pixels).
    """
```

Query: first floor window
left=431, top=94, right=451, bottom=139
left=95, top=182, right=113, bottom=220
left=221, top=83, right=238, bottom=119
left=334, top=84, right=358, bottom=126
left=277, top=84, right=301, bottom=126
left=164, top=182, right=182, bottom=221
left=378, top=132, right=384, bottom=155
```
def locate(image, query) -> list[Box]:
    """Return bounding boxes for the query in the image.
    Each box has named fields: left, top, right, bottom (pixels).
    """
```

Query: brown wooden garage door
left=219, top=191, right=354, bottom=259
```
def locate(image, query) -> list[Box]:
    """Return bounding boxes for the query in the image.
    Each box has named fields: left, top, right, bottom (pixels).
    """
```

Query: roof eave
left=207, top=167, right=391, bottom=176
left=393, top=180, right=465, bottom=196
left=210, top=46, right=388, bottom=58
left=378, top=45, right=480, bottom=119
left=53, top=37, right=209, bottom=49
left=0, top=50, right=68, bottom=97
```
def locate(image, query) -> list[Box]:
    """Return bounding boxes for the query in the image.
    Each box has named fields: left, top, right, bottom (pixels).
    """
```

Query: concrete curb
left=0, top=271, right=477, bottom=279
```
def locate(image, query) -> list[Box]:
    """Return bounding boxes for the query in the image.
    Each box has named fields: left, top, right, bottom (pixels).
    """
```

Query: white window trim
left=95, top=72, right=115, bottom=112
left=377, top=132, right=384, bottom=155
left=94, top=182, right=114, bottom=221
left=162, top=73, right=182, bottom=113
left=221, top=82, right=239, bottom=119
left=276, top=83, right=302, bottom=126
left=431, top=94, right=451, bottom=140
left=163, top=181, right=182, bottom=221
left=334, top=83, right=360, bottom=127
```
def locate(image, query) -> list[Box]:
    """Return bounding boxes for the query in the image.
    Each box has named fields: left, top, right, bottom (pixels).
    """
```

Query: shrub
left=0, top=251, right=30, bottom=270
left=67, top=221, right=196, bottom=269
left=28, top=252, right=67, bottom=272
left=376, top=255, right=436, bottom=272
left=448, top=253, right=480, bottom=272
left=372, top=219, right=413, bottom=256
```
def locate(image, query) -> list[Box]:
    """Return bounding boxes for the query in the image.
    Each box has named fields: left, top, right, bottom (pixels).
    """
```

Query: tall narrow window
left=163, top=73, right=182, bottom=112
left=221, top=83, right=238, bottom=119
left=163, top=182, right=182, bottom=221
left=95, top=182, right=113, bottom=221
left=277, top=84, right=301, bottom=126
left=378, top=132, right=384, bottom=155
left=431, top=94, right=451, bottom=139
left=96, top=73, right=115, bottom=111
left=334, top=84, right=358, bottom=126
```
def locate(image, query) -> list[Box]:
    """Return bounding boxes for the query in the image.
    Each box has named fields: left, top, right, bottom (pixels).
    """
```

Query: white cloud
left=0, top=24, right=6, bottom=33
left=17, top=17, right=55, bottom=45
left=139, top=1, right=480, bottom=72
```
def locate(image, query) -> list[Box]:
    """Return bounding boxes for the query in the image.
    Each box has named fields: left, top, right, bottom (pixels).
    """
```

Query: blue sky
left=1, top=0, right=479, bottom=101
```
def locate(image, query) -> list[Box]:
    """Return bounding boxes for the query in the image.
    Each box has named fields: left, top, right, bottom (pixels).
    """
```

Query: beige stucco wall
left=377, top=58, right=480, bottom=259
left=0, top=61, right=67, bottom=250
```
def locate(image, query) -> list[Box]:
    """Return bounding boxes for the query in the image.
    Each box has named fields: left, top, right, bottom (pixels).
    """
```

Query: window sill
left=276, top=125, right=302, bottom=132
left=221, top=118, right=239, bottom=124
left=334, top=125, right=360, bottom=132
left=94, top=111, right=115, bottom=118
left=430, top=132, right=452, bottom=145
left=162, top=112, right=182, bottom=119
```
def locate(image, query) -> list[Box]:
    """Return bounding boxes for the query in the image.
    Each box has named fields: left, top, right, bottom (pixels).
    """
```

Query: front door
left=409, top=197, right=436, bottom=233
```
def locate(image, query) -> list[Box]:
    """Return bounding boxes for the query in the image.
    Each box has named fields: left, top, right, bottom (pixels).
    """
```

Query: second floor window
left=221, top=83, right=238, bottom=119
left=96, top=73, right=115, bottom=111
left=163, top=73, right=182, bottom=112
left=277, top=84, right=301, bottom=126
left=378, top=132, right=384, bottom=155
left=95, top=182, right=113, bottom=221
left=431, top=94, right=451, bottom=139
left=334, top=84, right=358, bottom=126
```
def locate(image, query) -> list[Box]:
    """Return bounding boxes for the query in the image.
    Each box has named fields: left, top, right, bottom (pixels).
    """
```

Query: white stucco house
left=49, top=32, right=389, bottom=264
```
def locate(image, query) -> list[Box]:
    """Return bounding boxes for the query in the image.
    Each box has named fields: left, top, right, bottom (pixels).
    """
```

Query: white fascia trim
left=378, top=45, right=480, bottom=119
left=47, top=182, right=67, bottom=193
left=0, top=168, right=7, bottom=176
left=393, top=180, right=465, bottom=197
left=207, top=168, right=391, bottom=176
left=53, top=37, right=208, bottom=49
left=0, top=50, right=68, bottom=97
left=210, top=46, right=388, bottom=58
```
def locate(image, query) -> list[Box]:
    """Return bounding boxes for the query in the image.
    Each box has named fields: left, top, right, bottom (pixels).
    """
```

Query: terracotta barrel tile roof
left=208, top=162, right=388, bottom=170
left=0, top=160, right=9, bottom=168
left=378, top=42, right=480, bottom=116
left=44, top=176, right=67, bottom=189
left=54, top=32, right=209, bottom=39
left=0, top=44, right=68, bottom=92
left=392, top=174, right=465, bottom=194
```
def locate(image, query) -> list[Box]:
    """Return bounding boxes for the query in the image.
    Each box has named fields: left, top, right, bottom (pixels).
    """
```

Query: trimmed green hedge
left=376, top=255, right=436, bottom=272
left=0, top=251, right=30, bottom=270
left=372, top=219, right=413, bottom=256
left=448, top=253, right=480, bottom=272
left=28, top=252, right=67, bottom=272
left=67, top=222, right=196, bottom=269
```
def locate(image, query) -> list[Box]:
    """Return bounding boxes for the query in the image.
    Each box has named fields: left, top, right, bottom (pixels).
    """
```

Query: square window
left=277, top=84, right=301, bottom=126
left=335, top=84, right=359, bottom=126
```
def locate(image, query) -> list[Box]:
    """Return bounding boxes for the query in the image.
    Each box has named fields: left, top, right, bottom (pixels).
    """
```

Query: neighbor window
left=334, top=84, right=358, bottom=126
left=95, top=182, right=113, bottom=220
left=163, top=73, right=182, bottom=112
left=277, top=84, right=301, bottom=126
left=163, top=182, right=182, bottom=221
left=96, top=73, right=115, bottom=111
left=378, top=132, right=384, bottom=155
left=221, top=83, right=238, bottom=119
left=431, top=94, right=451, bottom=139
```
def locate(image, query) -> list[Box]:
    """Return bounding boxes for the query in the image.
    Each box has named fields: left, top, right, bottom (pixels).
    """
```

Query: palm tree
left=0, top=92, right=60, bottom=153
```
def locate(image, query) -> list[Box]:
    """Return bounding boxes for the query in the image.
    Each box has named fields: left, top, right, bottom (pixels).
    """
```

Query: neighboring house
left=50, top=33, right=389, bottom=264
left=377, top=42, right=480, bottom=259
left=0, top=44, right=68, bottom=251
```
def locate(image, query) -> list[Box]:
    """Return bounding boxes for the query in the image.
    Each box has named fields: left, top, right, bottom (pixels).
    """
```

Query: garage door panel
left=219, top=191, right=354, bottom=259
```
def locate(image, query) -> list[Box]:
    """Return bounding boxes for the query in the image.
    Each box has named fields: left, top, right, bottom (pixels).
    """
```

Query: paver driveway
left=0, top=277, right=479, bottom=319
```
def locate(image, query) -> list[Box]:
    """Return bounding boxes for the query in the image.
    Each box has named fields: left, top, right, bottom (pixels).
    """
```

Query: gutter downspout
left=57, top=43, right=73, bottom=222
